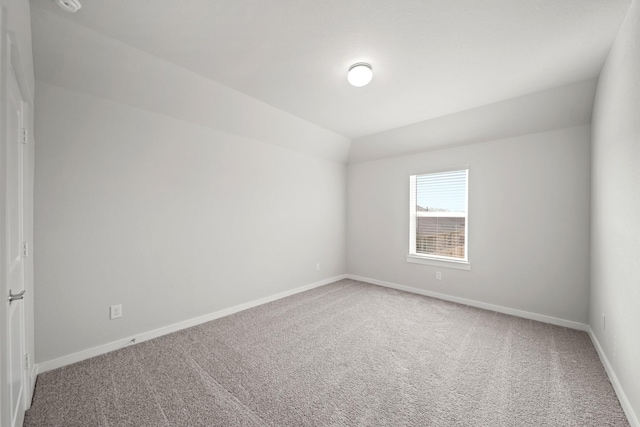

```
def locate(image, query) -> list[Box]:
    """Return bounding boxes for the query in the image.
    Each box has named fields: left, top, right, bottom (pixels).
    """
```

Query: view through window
left=409, top=169, right=468, bottom=262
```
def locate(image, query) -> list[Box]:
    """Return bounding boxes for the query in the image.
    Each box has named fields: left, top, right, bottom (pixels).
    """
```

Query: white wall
left=590, top=0, right=640, bottom=422
left=348, top=126, right=591, bottom=323
left=30, top=7, right=350, bottom=163
left=34, top=81, right=346, bottom=363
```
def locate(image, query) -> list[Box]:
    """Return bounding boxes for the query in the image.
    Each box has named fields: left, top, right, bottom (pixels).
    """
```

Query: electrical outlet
left=436, top=271, right=442, bottom=280
left=110, top=304, right=122, bottom=320
left=316, top=262, right=320, bottom=271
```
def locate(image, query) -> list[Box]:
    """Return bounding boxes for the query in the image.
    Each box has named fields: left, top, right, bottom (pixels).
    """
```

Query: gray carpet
left=25, top=279, right=629, bottom=426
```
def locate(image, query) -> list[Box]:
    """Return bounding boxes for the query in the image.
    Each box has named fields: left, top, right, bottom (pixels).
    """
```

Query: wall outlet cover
left=110, top=304, right=123, bottom=320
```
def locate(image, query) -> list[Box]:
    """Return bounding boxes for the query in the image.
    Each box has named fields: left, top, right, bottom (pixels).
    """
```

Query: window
left=408, top=169, right=469, bottom=269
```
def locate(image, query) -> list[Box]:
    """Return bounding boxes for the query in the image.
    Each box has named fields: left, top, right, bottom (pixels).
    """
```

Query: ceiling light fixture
left=55, top=0, right=82, bottom=13
left=348, top=63, right=373, bottom=87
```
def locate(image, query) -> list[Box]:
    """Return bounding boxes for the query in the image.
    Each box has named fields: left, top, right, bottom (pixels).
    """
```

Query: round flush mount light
left=55, top=0, right=82, bottom=13
left=347, top=63, right=373, bottom=87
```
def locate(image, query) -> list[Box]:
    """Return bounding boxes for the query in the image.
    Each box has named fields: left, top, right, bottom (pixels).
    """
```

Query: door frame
left=1, top=7, right=35, bottom=426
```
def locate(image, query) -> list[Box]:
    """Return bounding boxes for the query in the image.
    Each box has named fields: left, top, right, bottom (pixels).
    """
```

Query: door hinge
left=20, top=128, right=27, bottom=145
left=23, top=241, right=28, bottom=257
left=25, top=354, right=30, bottom=370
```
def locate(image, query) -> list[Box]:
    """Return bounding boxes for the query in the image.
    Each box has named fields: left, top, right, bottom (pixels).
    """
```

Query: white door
left=2, top=51, right=27, bottom=427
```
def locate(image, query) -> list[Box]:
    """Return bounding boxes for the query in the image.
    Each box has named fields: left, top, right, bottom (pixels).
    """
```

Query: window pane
left=416, top=170, right=467, bottom=213
left=415, top=216, right=466, bottom=259
left=410, top=169, right=468, bottom=262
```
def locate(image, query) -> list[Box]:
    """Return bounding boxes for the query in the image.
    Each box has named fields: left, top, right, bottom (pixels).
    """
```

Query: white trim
left=406, top=254, right=471, bottom=270
left=30, top=274, right=638, bottom=427
left=346, top=274, right=588, bottom=331
left=6, top=31, right=32, bottom=106
left=409, top=174, right=416, bottom=252
left=345, top=278, right=637, bottom=426
left=408, top=164, right=471, bottom=177
left=35, top=275, right=347, bottom=374
left=587, top=327, right=639, bottom=427
left=409, top=168, right=470, bottom=266
left=27, top=364, right=37, bottom=409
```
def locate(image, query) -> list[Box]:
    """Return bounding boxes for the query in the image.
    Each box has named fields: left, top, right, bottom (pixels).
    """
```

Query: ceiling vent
left=55, top=0, right=82, bottom=13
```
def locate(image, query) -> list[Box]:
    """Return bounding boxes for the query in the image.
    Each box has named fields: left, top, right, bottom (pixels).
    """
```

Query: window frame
left=407, top=167, right=471, bottom=271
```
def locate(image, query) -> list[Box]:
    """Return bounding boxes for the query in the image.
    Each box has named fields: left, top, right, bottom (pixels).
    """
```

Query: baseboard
left=35, top=274, right=347, bottom=374
left=587, top=327, right=639, bottom=427
left=346, top=274, right=589, bottom=331
left=347, top=274, right=638, bottom=426
left=32, top=273, right=637, bottom=427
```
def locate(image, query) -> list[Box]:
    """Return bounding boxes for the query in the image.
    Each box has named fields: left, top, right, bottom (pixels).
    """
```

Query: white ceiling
left=30, top=0, right=631, bottom=140
left=349, top=78, right=598, bottom=162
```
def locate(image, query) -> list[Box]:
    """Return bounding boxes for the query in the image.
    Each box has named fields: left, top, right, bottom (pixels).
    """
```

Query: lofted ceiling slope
left=30, top=0, right=631, bottom=152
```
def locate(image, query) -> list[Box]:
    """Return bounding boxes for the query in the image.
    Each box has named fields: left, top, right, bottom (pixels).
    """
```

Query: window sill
left=406, top=254, right=471, bottom=271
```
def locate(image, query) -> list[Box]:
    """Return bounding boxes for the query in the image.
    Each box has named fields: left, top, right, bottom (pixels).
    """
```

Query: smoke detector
left=55, top=0, right=82, bottom=13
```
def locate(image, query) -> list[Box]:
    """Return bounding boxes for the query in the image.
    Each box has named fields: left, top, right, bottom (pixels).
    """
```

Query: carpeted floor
left=25, top=279, right=629, bottom=426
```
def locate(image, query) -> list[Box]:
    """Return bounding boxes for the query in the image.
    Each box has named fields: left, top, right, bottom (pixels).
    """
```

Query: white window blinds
left=409, top=169, right=468, bottom=262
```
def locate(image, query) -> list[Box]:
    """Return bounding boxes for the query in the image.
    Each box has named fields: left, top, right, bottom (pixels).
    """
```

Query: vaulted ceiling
left=30, top=0, right=631, bottom=154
